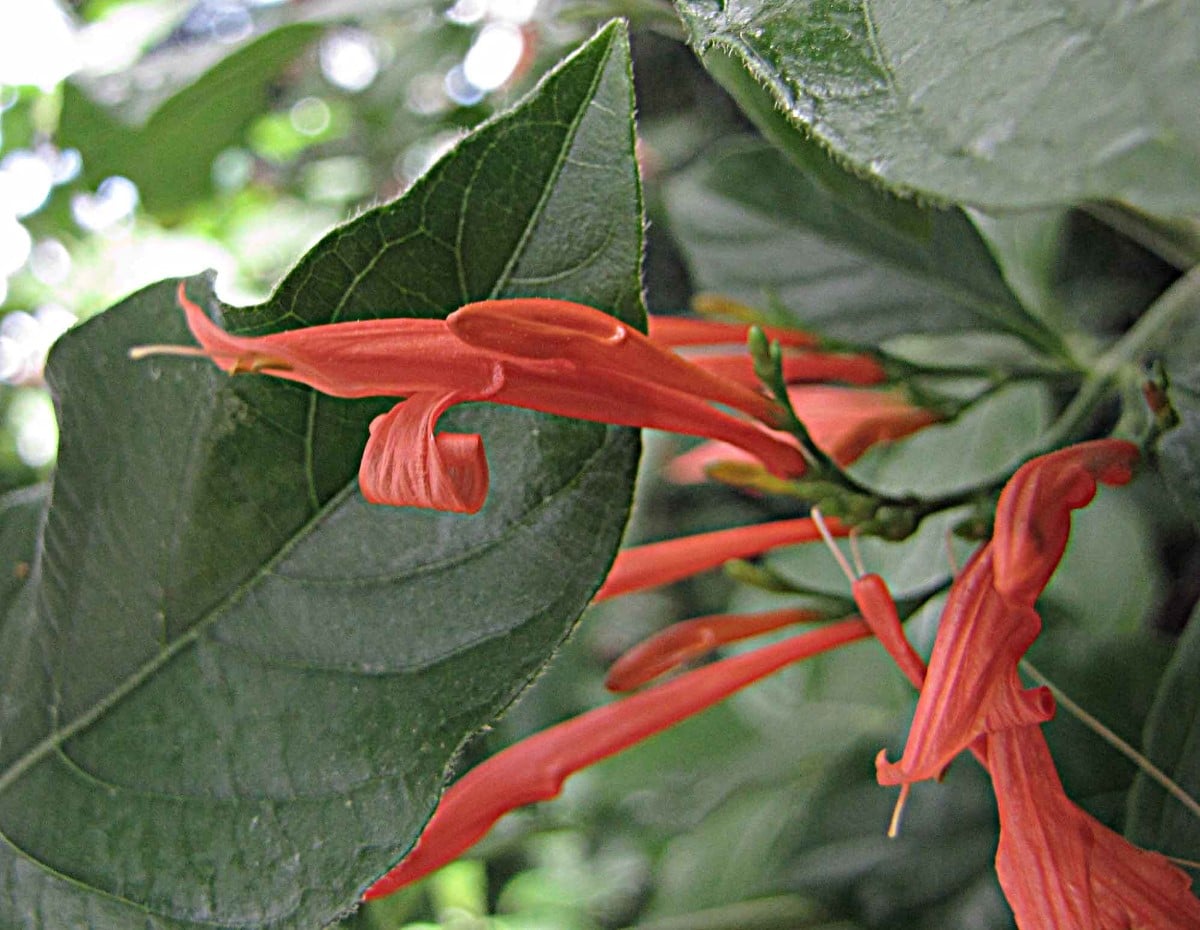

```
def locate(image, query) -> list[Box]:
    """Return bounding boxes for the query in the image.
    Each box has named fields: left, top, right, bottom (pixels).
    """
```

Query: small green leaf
left=676, top=0, right=1200, bottom=215
left=0, top=22, right=643, bottom=929
left=59, top=24, right=323, bottom=218
left=1127, top=603, right=1200, bottom=863
left=664, top=137, right=1052, bottom=348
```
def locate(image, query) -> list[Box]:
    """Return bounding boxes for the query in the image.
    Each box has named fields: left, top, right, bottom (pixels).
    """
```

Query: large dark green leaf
left=1127, top=603, right=1200, bottom=863
left=58, top=24, right=322, bottom=218
left=0, top=21, right=643, bottom=929
left=675, top=0, right=1200, bottom=216
left=664, top=136, right=1053, bottom=347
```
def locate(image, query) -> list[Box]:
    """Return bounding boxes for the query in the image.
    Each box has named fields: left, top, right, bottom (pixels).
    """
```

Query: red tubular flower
left=604, top=606, right=829, bottom=691
left=851, top=574, right=927, bottom=691
left=646, top=315, right=817, bottom=348
left=991, top=439, right=1139, bottom=607
left=363, top=617, right=871, bottom=899
left=988, top=725, right=1200, bottom=930
left=874, top=546, right=1053, bottom=786
left=593, top=516, right=849, bottom=602
left=875, top=440, right=1140, bottom=788
left=668, top=385, right=939, bottom=483
left=684, top=351, right=887, bottom=388
left=153, top=285, right=809, bottom=512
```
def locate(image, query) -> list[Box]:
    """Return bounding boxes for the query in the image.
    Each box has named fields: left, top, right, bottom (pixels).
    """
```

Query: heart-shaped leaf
left=0, top=21, right=642, bottom=929
left=676, top=0, right=1200, bottom=216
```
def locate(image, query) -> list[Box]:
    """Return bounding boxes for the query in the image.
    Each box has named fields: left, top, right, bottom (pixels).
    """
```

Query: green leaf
left=58, top=24, right=323, bottom=218
left=1156, top=377, right=1200, bottom=532
left=0, top=21, right=643, bottom=929
left=675, top=0, right=1200, bottom=216
left=784, top=743, right=1012, bottom=930
left=0, top=484, right=46, bottom=617
left=1127, top=603, right=1200, bottom=863
left=664, top=137, right=1054, bottom=348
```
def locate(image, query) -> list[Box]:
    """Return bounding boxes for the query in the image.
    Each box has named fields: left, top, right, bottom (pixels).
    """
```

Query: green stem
left=1020, top=659, right=1200, bottom=826
left=1037, top=264, right=1200, bottom=451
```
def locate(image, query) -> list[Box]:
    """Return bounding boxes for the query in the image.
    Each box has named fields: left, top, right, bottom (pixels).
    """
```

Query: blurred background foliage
left=0, top=2, right=1195, bottom=928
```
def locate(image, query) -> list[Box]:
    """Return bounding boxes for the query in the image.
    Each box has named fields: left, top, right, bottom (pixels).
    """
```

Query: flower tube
left=363, top=618, right=871, bottom=899
left=604, top=607, right=829, bottom=691
left=667, top=385, right=939, bottom=484
left=593, top=516, right=848, bottom=602
left=139, top=285, right=810, bottom=512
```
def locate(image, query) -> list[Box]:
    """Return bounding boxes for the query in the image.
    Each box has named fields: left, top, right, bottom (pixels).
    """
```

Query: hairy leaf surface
left=676, top=0, right=1200, bottom=215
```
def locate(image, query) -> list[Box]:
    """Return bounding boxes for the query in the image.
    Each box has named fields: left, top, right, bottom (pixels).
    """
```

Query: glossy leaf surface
left=0, top=22, right=642, bottom=929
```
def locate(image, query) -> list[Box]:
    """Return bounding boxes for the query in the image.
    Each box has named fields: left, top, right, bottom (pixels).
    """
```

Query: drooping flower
left=875, top=439, right=1140, bottom=788
left=139, top=285, right=809, bottom=512
left=667, top=385, right=939, bottom=484
left=988, top=724, right=1200, bottom=930
left=363, top=617, right=871, bottom=898
left=990, top=440, right=1139, bottom=607
left=593, top=515, right=848, bottom=602
left=874, top=546, right=1054, bottom=787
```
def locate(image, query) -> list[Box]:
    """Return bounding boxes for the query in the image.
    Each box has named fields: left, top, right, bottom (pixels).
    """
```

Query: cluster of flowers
left=145, top=286, right=1200, bottom=928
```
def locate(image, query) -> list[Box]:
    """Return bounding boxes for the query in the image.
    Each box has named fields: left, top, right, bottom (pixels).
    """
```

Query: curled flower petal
left=594, top=516, right=848, bottom=602
left=359, top=395, right=489, bottom=514
left=363, top=618, right=872, bottom=899
left=876, top=442, right=1138, bottom=789
left=989, top=725, right=1200, bottom=930
left=875, top=547, right=1054, bottom=787
left=992, top=439, right=1139, bottom=606
left=604, top=607, right=828, bottom=691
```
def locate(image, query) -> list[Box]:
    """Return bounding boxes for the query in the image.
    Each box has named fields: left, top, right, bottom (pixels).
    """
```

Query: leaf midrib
left=0, top=27, right=620, bottom=805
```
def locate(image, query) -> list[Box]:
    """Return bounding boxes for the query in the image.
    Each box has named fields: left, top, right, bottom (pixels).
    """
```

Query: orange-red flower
left=594, top=516, right=848, bottom=602
left=150, top=285, right=809, bottom=512
left=646, top=315, right=817, bottom=349
left=988, top=724, right=1200, bottom=930
left=363, top=617, right=871, bottom=899
left=604, top=606, right=827, bottom=691
left=668, top=385, right=939, bottom=483
left=875, top=439, right=1139, bottom=787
